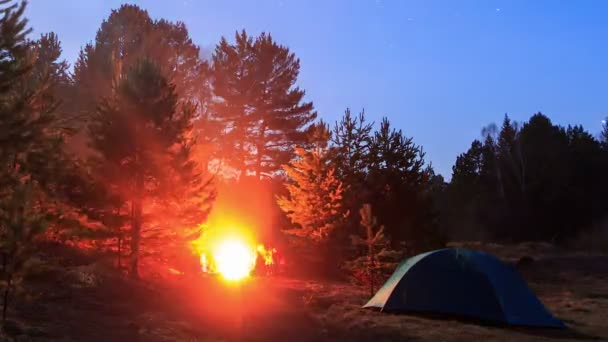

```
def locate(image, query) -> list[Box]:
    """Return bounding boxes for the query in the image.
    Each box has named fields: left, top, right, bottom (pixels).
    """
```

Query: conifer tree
left=72, top=4, right=211, bottom=157
left=366, top=118, right=438, bottom=251
left=0, top=0, right=29, bottom=92
left=0, top=180, right=51, bottom=322
left=276, top=122, right=346, bottom=242
left=88, top=60, right=215, bottom=278
left=601, top=118, right=608, bottom=151
left=0, top=1, right=85, bottom=321
left=210, top=31, right=255, bottom=175
left=330, top=109, right=373, bottom=232
left=445, top=112, right=608, bottom=242
left=250, top=33, right=316, bottom=179
left=211, top=31, right=316, bottom=178
left=331, top=109, right=373, bottom=182
left=346, top=203, right=397, bottom=297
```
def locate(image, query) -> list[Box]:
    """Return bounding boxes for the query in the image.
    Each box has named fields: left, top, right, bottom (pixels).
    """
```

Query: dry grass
left=3, top=241, right=608, bottom=341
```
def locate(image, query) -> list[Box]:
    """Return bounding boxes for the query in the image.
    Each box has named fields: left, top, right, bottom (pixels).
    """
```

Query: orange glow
left=191, top=222, right=277, bottom=281
left=168, top=267, right=183, bottom=275
left=257, top=244, right=276, bottom=266
left=213, top=238, right=257, bottom=281
left=191, top=217, right=259, bottom=281
left=190, top=178, right=280, bottom=281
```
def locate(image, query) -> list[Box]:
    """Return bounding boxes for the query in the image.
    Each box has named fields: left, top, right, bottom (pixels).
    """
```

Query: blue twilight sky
left=26, top=0, right=608, bottom=178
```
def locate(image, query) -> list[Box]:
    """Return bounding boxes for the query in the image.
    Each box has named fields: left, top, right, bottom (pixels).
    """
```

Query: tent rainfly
left=364, top=248, right=565, bottom=328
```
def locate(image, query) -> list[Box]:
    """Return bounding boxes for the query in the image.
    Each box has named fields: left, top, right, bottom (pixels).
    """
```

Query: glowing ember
left=168, top=267, right=183, bottom=275
left=212, top=239, right=257, bottom=281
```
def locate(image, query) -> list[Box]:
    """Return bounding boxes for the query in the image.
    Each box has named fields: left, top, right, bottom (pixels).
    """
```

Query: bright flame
left=201, top=253, right=208, bottom=273
left=190, top=219, right=277, bottom=280
left=257, top=244, right=276, bottom=266
left=212, top=238, right=257, bottom=281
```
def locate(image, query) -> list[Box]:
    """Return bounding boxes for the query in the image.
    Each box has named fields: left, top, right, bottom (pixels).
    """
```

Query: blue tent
left=363, top=248, right=565, bottom=328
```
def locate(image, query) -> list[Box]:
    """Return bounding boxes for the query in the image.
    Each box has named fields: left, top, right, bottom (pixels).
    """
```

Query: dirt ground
left=4, top=242, right=608, bottom=341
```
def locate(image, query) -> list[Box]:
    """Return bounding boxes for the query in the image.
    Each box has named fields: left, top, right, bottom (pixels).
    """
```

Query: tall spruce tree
left=88, top=60, right=214, bottom=278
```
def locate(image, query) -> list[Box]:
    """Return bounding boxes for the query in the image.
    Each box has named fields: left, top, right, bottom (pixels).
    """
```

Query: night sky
left=26, top=0, right=608, bottom=178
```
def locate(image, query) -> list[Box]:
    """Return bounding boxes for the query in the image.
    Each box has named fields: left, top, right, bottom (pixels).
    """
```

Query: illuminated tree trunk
left=369, top=243, right=375, bottom=297
left=255, top=123, right=266, bottom=180
left=116, top=207, right=123, bottom=270
left=130, top=172, right=144, bottom=279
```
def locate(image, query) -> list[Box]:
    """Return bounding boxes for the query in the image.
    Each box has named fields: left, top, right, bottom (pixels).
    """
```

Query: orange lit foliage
left=277, top=147, right=347, bottom=242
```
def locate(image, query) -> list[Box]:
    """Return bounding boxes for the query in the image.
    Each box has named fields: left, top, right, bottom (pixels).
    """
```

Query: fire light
left=212, top=238, right=257, bottom=281
left=191, top=220, right=276, bottom=281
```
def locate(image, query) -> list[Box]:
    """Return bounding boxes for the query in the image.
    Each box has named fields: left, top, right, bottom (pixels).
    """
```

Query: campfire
left=192, top=222, right=276, bottom=282
left=189, top=180, right=281, bottom=282
left=208, top=238, right=257, bottom=281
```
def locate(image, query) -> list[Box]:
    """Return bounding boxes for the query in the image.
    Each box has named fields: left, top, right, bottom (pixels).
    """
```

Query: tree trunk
left=2, top=274, right=12, bottom=324
left=236, top=104, right=247, bottom=178
left=117, top=235, right=122, bottom=270
left=1, top=253, right=5, bottom=276
left=255, top=126, right=266, bottom=180
left=368, top=243, right=375, bottom=297
left=130, top=173, right=144, bottom=279
left=114, top=208, right=122, bottom=270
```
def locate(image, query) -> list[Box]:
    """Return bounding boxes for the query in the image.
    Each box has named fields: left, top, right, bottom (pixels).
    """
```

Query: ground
left=3, top=242, right=608, bottom=341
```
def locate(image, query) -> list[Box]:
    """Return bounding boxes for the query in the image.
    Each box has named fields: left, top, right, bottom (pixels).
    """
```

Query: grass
left=3, top=241, right=608, bottom=341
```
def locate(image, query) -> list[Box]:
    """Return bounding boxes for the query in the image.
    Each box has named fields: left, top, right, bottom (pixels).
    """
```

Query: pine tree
left=0, top=180, right=52, bottom=322
left=250, top=33, right=316, bottom=179
left=210, top=31, right=255, bottom=175
left=330, top=109, right=373, bottom=231
left=88, top=60, right=215, bottom=278
left=444, top=140, right=487, bottom=240
left=0, top=0, right=30, bottom=93
left=72, top=4, right=211, bottom=157
left=0, top=1, right=85, bottom=321
left=331, top=109, right=373, bottom=181
left=517, top=113, right=570, bottom=241
left=451, top=140, right=483, bottom=188
left=346, top=203, right=398, bottom=297
left=366, top=118, right=439, bottom=252
left=276, top=123, right=346, bottom=242
left=211, top=31, right=316, bottom=178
